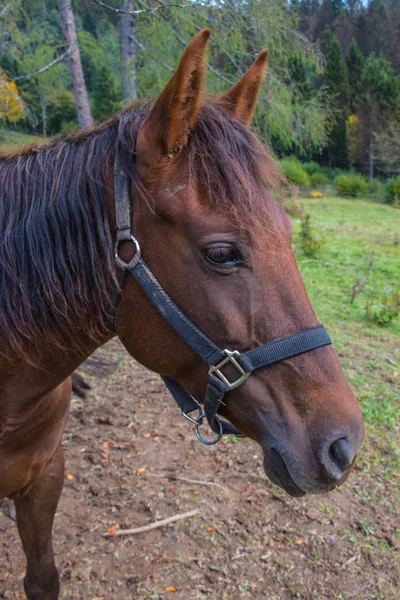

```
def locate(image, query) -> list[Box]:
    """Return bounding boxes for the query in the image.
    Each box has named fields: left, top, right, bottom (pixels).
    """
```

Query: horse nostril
left=329, top=437, right=352, bottom=472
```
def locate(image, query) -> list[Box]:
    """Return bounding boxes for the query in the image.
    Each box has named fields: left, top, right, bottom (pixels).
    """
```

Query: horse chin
left=263, top=449, right=307, bottom=498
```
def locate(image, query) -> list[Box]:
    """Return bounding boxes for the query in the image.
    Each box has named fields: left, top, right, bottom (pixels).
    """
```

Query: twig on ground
left=104, top=509, right=199, bottom=537
left=148, top=472, right=230, bottom=494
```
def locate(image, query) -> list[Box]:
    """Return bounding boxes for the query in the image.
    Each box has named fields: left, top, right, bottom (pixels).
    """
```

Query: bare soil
left=0, top=341, right=399, bottom=600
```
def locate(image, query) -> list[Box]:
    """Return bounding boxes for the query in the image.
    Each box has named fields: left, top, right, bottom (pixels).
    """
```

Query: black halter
left=110, top=157, right=332, bottom=445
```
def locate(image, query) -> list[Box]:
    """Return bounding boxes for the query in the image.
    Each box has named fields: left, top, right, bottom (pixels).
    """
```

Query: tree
left=0, top=68, right=24, bottom=122
left=119, top=0, right=137, bottom=101
left=92, top=65, right=119, bottom=120
left=346, top=38, right=364, bottom=111
left=57, top=0, right=93, bottom=129
left=354, top=54, right=400, bottom=178
left=321, top=29, right=350, bottom=167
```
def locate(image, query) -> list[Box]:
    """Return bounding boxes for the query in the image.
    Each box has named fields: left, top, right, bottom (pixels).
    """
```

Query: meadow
left=293, top=196, right=399, bottom=487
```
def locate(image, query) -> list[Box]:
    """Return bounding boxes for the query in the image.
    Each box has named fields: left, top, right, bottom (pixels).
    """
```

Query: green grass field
left=292, top=196, right=399, bottom=482
left=0, top=130, right=47, bottom=154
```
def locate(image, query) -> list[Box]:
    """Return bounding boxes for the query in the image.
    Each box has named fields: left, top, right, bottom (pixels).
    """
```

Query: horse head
left=115, top=30, right=364, bottom=496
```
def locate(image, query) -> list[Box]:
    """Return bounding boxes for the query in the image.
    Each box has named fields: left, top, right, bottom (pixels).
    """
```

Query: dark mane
left=0, top=100, right=285, bottom=362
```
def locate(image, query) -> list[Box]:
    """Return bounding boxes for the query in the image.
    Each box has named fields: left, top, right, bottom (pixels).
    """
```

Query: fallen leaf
left=252, top=505, right=261, bottom=512
left=137, top=467, right=146, bottom=476
left=207, top=527, right=215, bottom=532
left=66, top=474, right=74, bottom=481
left=153, top=436, right=160, bottom=442
left=107, top=525, right=116, bottom=534
left=103, top=441, right=115, bottom=449
left=193, top=491, right=201, bottom=496
left=295, top=539, right=305, bottom=545
left=392, top=472, right=400, bottom=477
left=165, top=587, right=177, bottom=593
left=144, top=433, right=151, bottom=438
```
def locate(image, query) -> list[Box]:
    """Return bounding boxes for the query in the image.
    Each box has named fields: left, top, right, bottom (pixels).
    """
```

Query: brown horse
left=0, top=31, right=363, bottom=599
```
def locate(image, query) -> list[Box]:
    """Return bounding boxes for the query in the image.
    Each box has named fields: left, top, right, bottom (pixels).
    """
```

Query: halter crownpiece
left=109, top=155, right=332, bottom=445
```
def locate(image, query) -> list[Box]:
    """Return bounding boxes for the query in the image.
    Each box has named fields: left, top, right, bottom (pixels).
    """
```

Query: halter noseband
left=109, top=157, right=332, bottom=445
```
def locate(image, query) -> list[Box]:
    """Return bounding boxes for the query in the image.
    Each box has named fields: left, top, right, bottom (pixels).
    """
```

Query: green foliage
left=368, top=178, right=384, bottom=198
left=280, top=158, right=310, bottom=188
left=384, top=176, right=400, bottom=205
left=309, top=172, right=327, bottom=187
left=299, top=213, right=323, bottom=257
left=346, top=39, right=364, bottom=111
left=92, top=65, right=120, bottom=120
left=302, top=161, right=322, bottom=176
left=365, top=287, right=400, bottom=325
left=47, top=90, right=77, bottom=133
left=333, top=174, right=369, bottom=197
left=358, top=54, right=400, bottom=112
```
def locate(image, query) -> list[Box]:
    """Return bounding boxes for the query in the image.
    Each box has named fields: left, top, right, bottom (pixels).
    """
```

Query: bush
left=309, top=171, right=327, bottom=187
left=369, top=178, right=385, bottom=198
left=302, top=161, right=321, bottom=176
left=365, top=288, right=400, bottom=325
left=333, top=173, right=369, bottom=197
left=385, top=176, right=400, bottom=205
left=280, top=158, right=310, bottom=189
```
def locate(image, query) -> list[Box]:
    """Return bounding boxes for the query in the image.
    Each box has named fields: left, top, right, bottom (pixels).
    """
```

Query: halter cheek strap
left=109, top=157, right=332, bottom=445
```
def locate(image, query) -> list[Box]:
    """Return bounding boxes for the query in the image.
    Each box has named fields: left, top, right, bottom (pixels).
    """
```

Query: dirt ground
left=0, top=341, right=399, bottom=600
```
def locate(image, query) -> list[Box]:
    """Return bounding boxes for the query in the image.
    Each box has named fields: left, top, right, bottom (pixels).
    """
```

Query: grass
left=0, top=130, right=47, bottom=153
left=291, top=196, right=400, bottom=475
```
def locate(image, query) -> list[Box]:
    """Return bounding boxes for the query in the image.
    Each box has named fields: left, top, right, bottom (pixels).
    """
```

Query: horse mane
left=0, top=100, right=285, bottom=362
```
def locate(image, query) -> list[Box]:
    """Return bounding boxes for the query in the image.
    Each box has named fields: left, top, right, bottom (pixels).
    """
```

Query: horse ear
left=220, top=50, right=268, bottom=125
left=137, top=29, right=210, bottom=162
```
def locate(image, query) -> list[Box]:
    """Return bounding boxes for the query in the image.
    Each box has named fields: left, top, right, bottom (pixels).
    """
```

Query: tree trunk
left=40, top=94, right=47, bottom=137
left=119, top=0, right=137, bottom=101
left=57, top=0, right=93, bottom=129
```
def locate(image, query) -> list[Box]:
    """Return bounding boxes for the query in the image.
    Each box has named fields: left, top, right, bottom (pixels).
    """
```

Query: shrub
left=302, top=161, right=321, bottom=176
left=309, top=171, right=327, bottom=187
left=365, top=288, right=400, bottom=325
left=280, top=158, right=310, bottom=189
left=385, top=176, right=400, bottom=205
left=299, top=213, right=323, bottom=257
left=333, top=173, right=369, bottom=197
left=369, top=178, right=385, bottom=198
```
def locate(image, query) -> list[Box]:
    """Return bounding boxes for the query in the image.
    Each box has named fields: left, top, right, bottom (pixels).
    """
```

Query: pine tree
left=322, top=29, right=350, bottom=167
left=346, top=39, right=364, bottom=111
left=92, top=66, right=119, bottom=121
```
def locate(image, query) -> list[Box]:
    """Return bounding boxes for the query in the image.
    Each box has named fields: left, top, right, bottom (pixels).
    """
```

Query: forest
left=1, top=0, right=400, bottom=194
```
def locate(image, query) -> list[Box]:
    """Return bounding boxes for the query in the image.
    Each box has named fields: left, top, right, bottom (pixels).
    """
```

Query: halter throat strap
left=110, top=156, right=332, bottom=444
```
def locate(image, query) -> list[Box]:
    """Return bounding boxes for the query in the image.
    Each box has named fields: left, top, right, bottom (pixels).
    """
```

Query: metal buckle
left=208, top=350, right=250, bottom=391
left=182, top=410, right=223, bottom=446
left=115, top=235, right=141, bottom=263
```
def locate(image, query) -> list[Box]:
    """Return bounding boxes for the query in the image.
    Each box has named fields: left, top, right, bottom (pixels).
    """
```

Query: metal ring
left=115, top=235, right=141, bottom=261
left=195, top=414, right=223, bottom=446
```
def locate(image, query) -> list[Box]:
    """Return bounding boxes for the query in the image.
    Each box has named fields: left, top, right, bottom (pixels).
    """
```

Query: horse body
left=0, top=31, right=364, bottom=599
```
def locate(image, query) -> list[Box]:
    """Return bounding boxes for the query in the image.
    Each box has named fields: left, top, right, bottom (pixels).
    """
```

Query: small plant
left=299, top=213, right=323, bottom=257
left=365, top=287, right=400, bottom=325
left=333, top=173, right=369, bottom=197
left=350, top=251, right=375, bottom=304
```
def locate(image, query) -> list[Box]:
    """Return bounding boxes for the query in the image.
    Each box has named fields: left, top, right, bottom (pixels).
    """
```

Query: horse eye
left=203, top=245, right=243, bottom=267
